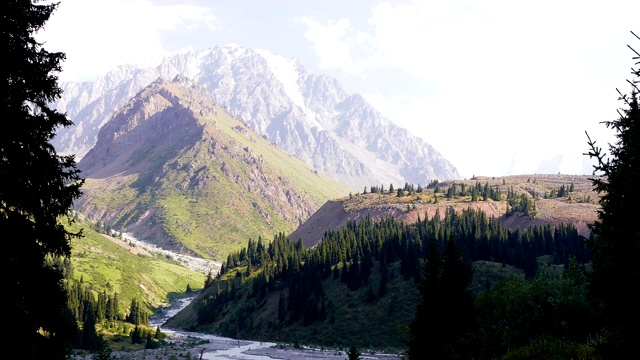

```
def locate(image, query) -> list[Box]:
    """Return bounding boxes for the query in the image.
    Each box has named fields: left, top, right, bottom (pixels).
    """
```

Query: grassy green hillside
left=167, top=259, right=523, bottom=351
left=77, top=79, right=348, bottom=261
left=67, top=219, right=205, bottom=314
left=167, top=207, right=580, bottom=352
left=200, top=261, right=419, bottom=350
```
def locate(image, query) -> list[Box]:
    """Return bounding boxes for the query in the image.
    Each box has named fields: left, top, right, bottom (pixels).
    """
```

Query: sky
left=38, top=0, right=640, bottom=178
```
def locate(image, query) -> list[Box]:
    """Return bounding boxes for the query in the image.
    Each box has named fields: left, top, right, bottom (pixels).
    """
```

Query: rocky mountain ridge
left=54, top=44, right=459, bottom=190
left=289, top=174, right=599, bottom=248
left=76, top=76, right=347, bottom=259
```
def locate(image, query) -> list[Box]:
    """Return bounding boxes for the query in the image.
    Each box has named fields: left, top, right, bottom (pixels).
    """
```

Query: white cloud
left=301, top=0, right=638, bottom=176
left=32, top=0, right=639, bottom=177
left=37, top=0, right=218, bottom=82
left=296, top=16, right=380, bottom=76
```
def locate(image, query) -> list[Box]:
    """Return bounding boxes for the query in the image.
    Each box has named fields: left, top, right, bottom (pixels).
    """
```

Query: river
left=87, top=232, right=402, bottom=359
left=145, top=295, right=403, bottom=360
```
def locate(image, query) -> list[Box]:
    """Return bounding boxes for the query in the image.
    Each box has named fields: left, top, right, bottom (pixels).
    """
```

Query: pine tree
left=93, top=336, right=113, bottom=360
left=585, top=31, right=640, bottom=357
left=145, top=332, right=159, bottom=349
left=348, top=345, right=361, bottom=360
left=378, top=263, right=388, bottom=298
left=204, top=272, right=214, bottom=288
left=408, top=238, right=475, bottom=359
left=81, top=302, right=99, bottom=350
left=278, top=292, right=286, bottom=323
left=2, top=1, right=84, bottom=358
left=131, top=325, right=143, bottom=344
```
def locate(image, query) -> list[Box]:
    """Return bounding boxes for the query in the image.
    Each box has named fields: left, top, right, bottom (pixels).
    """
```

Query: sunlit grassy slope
left=79, top=79, right=348, bottom=261
left=66, top=220, right=205, bottom=314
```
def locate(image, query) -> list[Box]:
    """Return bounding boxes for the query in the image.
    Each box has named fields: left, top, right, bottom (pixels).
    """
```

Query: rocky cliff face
left=55, top=44, right=460, bottom=191
left=76, top=77, right=347, bottom=259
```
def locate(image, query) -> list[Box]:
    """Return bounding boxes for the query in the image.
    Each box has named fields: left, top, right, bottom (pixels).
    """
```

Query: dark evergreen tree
left=558, top=184, right=567, bottom=198
left=482, top=182, right=490, bottom=201
left=585, top=31, right=640, bottom=357
left=366, top=285, right=376, bottom=303
left=340, top=260, right=349, bottom=283
left=408, top=238, right=475, bottom=359
left=319, top=298, right=327, bottom=321
left=348, top=345, right=361, bottom=360
left=378, top=263, right=388, bottom=298
left=278, top=292, right=286, bottom=323
left=126, top=298, right=148, bottom=325
left=93, top=336, right=113, bottom=360
left=81, top=302, right=99, bottom=350
left=145, top=332, right=160, bottom=349
left=348, top=255, right=361, bottom=290
left=204, top=272, right=214, bottom=288
left=2, top=1, right=84, bottom=358
left=130, top=325, right=143, bottom=344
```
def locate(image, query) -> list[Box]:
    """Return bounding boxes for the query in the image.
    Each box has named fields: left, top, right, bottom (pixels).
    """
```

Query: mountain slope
left=290, top=174, right=599, bottom=248
left=66, top=218, right=205, bottom=314
left=54, top=44, right=459, bottom=190
left=76, top=76, right=347, bottom=260
left=166, top=195, right=590, bottom=350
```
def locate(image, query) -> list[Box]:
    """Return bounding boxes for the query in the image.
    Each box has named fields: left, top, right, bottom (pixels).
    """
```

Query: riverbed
left=71, top=296, right=402, bottom=359
left=73, top=232, right=403, bottom=359
left=86, top=295, right=404, bottom=360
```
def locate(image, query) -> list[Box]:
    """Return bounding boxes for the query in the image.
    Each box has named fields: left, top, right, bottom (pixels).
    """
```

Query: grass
left=78, top=81, right=349, bottom=261
left=470, top=260, right=525, bottom=293
left=335, top=174, right=599, bottom=241
left=67, top=220, right=206, bottom=315
left=175, top=261, right=420, bottom=351
left=173, top=257, right=565, bottom=352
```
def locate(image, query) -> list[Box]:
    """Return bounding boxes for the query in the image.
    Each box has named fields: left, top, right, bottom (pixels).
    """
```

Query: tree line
left=195, top=208, right=591, bottom=340
left=50, top=256, right=157, bottom=352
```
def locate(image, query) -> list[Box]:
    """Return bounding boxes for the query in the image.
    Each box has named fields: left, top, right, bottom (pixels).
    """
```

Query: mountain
left=290, top=174, right=599, bottom=248
left=166, top=174, right=595, bottom=349
left=75, top=76, right=347, bottom=260
left=54, top=44, right=460, bottom=191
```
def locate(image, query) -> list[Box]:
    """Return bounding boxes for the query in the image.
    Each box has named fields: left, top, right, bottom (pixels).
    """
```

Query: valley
left=7, top=3, right=640, bottom=359
left=61, top=74, right=600, bottom=357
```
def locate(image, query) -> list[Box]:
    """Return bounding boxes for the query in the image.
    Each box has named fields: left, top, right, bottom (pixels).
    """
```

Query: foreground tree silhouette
left=585, top=31, right=640, bottom=357
left=1, top=1, right=83, bottom=358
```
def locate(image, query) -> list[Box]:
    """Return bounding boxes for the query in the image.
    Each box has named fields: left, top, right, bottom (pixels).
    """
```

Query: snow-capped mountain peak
left=254, top=48, right=322, bottom=130
left=53, top=44, right=460, bottom=190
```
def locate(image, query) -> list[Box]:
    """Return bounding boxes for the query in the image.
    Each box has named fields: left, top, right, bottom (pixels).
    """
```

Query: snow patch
left=185, top=49, right=210, bottom=78
left=341, top=139, right=404, bottom=186
left=220, top=43, right=247, bottom=63
left=255, top=48, right=323, bottom=130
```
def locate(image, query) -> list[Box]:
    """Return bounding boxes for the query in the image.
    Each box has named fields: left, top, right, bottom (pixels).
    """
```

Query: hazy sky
left=38, top=0, right=640, bottom=178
